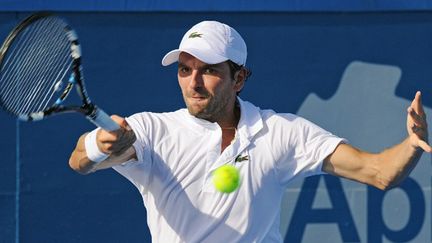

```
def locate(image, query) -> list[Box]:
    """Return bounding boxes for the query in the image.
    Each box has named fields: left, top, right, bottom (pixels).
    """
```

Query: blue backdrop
left=1, top=11, right=432, bottom=243
left=3, top=0, right=432, bottom=11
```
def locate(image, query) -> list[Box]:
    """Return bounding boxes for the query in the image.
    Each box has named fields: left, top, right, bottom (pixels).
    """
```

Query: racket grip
left=87, top=107, right=120, bottom=131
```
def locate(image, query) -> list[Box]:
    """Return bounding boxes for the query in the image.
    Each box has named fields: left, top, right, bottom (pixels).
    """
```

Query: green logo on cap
left=189, top=32, right=203, bottom=38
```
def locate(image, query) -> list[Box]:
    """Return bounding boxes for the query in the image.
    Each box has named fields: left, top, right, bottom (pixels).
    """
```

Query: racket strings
left=14, top=20, right=59, bottom=111
left=0, top=16, right=73, bottom=116
left=0, top=18, right=56, bottom=112
left=11, top=19, right=71, bottom=114
left=23, top=21, right=72, bottom=113
left=5, top=20, right=60, bottom=113
left=0, top=23, right=43, bottom=104
left=1, top=19, right=54, bottom=101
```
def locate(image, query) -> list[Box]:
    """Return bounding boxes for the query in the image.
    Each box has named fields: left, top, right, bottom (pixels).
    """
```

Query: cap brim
left=161, top=49, right=181, bottom=66
left=161, top=48, right=228, bottom=66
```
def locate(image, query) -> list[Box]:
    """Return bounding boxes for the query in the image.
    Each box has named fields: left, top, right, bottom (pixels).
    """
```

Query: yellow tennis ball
left=212, top=165, right=240, bottom=193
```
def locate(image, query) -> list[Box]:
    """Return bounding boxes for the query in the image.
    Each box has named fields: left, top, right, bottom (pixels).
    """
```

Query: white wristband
left=84, top=128, right=109, bottom=163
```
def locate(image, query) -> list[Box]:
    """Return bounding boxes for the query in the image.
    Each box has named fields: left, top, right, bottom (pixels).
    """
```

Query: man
left=69, top=21, right=431, bottom=242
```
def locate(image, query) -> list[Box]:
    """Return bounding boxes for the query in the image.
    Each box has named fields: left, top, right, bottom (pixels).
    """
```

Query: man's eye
left=179, top=67, right=190, bottom=73
left=204, top=68, right=216, bottom=74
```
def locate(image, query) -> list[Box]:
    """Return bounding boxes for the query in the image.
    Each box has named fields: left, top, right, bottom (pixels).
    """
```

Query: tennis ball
left=212, top=165, right=240, bottom=193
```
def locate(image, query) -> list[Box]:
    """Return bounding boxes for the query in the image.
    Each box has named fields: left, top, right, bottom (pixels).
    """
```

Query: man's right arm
left=69, top=115, right=137, bottom=175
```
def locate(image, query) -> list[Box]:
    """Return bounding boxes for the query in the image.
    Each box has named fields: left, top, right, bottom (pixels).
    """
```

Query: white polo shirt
left=114, top=98, right=345, bottom=243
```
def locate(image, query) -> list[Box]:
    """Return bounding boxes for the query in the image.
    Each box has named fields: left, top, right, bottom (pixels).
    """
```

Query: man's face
left=177, top=52, right=239, bottom=122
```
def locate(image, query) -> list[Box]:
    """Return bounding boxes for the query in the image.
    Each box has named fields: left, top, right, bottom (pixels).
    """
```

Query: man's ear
left=234, top=70, right=241, bottom=82
left=233, top=69, right=246, bottom=92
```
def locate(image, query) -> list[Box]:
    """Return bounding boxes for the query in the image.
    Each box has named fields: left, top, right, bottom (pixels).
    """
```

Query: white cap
left=161, top=21, right=247, bottom=66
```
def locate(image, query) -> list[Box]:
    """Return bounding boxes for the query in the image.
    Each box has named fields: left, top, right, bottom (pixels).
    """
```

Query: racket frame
left=0, top=12, right=120, bottom=131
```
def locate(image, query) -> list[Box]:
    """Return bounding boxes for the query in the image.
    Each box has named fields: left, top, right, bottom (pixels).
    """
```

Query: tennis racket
left=0, top=12, right=120, bottom=131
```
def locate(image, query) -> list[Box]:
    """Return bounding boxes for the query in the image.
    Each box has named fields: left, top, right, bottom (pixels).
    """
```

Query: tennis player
left=69, top=20, right=431, bottom=242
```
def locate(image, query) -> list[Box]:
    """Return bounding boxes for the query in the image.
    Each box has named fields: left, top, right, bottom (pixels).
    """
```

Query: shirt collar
left=182, top=97, right=264, bottom=139
left=236, top=97, right=263, bottom=140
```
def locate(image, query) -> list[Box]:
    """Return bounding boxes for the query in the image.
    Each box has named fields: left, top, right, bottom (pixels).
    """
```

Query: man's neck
left=217, top=100, right=240, bottom=130
left=219, top=101, right=240, bottom=153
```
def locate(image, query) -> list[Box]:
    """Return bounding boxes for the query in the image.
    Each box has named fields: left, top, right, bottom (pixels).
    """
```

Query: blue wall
left=1, top=12, right=432, bottom=242
left=3, top=0, right=432, bottom=11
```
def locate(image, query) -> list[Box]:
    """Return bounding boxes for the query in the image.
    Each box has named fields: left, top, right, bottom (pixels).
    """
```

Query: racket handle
left=87, top=107, right=120, bottom=131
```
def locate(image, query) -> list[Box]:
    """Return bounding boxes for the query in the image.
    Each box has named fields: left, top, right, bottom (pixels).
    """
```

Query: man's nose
left=189, top=70, right=204, bottom=89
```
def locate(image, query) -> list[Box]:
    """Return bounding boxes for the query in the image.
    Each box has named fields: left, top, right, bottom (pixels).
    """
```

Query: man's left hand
left=407, top=91, right=432, bottom=152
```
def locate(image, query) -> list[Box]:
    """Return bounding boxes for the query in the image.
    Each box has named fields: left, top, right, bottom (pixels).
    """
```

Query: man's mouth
left=189, top=93, right=208, bottom=100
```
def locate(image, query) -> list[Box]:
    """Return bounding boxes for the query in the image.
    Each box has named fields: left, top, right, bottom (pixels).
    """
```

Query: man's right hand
left=69, top=115, right=137, bottom=175
left=96, top=115, right=137, bottom=155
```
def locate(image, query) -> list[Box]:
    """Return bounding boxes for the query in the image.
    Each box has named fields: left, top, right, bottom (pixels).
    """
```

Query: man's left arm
left=322, top=91, right=432, bottom=190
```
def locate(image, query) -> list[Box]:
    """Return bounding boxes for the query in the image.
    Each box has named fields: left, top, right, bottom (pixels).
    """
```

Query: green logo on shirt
left=235, top=155, right=249, bottom=163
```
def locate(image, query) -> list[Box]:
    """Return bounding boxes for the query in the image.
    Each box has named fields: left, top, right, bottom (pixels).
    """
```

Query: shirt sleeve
left=111, top=113, right=153, bottom=192
left=273, top=114, right=347, bottom=186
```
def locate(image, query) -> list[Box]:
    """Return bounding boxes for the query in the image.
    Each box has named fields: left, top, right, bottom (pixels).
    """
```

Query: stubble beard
left=184, top=93, right=232, bottom=122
